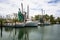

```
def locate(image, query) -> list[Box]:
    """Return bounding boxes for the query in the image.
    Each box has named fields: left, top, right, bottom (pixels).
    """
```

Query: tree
left=13, top=13, right=18, bottom=22
left=34, top=15, right=40, bottom=20
left=56, top=17, right=60, bottom=24
left=0, top=16, right=2, bottom=22
left=44, top=14, right=49, bottom=21
left=6, top=14, right=11, bottom=20
left=49, top=15, right=56, bottom=24
left=13, top=13, right=18, bottom=19
left=31, top=16, right=34, bottom=21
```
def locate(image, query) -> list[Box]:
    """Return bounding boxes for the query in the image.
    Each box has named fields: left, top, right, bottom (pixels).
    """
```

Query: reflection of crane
left=18, top=28, right=29, bottom=40
left=40, top=27, right=45, bottom=40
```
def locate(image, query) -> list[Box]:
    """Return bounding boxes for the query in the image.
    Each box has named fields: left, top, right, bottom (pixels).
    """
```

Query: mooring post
left=1, top=21, right=2, bottom=37
left=15, top=28, right=16, bottom=35
left=15, top=20, right=16, bottom=35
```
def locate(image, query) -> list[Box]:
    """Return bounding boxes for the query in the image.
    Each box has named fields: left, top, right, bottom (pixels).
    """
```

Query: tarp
left=18, top=10, right=24, bottom=22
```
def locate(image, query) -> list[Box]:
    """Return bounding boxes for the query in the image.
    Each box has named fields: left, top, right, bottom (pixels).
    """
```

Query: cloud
left=0, top=0, right=60, bottom=18
left=55, top=10, right=60, bottom=17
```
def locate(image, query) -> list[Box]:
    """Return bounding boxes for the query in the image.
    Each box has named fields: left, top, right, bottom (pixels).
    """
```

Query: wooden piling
left=1, top=21, right=2, bottom=37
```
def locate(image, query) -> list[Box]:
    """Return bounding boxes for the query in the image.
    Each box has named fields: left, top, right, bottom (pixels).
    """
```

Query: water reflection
left=40, top=26, right=45, bottom=40
left=18, top=28, right=25, bottom=40
left=18, top=28, right=29, bottom=40
left=0, top=27, right=45, bottom=40
left=0, top=27, right=2, bottom=37
left=5, top=27, right=13, bottom=32
left=0, top=24, right=60, bottom=40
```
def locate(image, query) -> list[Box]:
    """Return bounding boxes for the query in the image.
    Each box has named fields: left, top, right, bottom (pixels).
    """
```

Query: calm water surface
left=0, top=24, right=60, bottom=40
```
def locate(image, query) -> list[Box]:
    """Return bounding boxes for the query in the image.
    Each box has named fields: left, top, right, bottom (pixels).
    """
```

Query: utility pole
left=1, top=20, right=2, bottom=37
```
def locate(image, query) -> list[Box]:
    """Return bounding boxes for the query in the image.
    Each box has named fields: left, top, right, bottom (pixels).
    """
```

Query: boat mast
left=41, top=9, right=43, bottom=18
left=27, top=5, right=29, bottom=19
left=21, top=3, right=23, bottom=14
left=41, top=9, right=44, bottom=24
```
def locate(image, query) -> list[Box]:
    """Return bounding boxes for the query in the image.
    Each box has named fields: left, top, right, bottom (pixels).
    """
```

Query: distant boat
left=38, top=21, right=50, bottom=26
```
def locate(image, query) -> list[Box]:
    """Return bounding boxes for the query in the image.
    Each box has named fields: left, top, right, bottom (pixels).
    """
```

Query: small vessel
left=25, top=21, right=38, bottom=27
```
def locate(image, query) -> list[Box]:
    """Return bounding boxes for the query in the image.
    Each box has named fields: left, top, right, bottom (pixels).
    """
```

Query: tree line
left=0, top=14, right=60, bottom=24
left=31, top=14, right=60, bottom=24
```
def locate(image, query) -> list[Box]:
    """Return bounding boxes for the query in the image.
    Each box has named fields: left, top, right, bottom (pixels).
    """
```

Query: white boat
left=25, top=21, right=38, bottom=27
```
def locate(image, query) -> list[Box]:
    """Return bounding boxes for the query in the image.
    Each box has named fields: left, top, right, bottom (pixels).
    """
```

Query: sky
left=0, top=0, right=60, bottom=18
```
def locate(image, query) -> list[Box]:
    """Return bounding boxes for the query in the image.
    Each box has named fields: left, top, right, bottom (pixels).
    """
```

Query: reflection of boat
left=5, top=27, right=13, bottom=31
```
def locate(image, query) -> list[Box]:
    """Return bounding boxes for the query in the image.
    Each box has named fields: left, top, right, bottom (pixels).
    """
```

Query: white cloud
left=0, top=0, right=60, bottom=18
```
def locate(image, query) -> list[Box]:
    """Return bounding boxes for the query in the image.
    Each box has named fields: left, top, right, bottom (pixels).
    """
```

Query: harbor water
left=0, top=24, right=60, bottom=40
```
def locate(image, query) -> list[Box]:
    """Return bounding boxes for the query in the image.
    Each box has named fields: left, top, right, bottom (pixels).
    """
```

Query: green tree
left=44, top=14, right=49, bottom=21
left=35, top=15, right=40, bottom=20
left=56, top=17, right=60, bottom=24
left=49, top=15, right=56, bottom=24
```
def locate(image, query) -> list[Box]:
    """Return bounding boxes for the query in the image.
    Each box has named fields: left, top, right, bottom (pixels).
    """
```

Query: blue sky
left=48, top=0, right=60, bottom=3
left=0, top=0, right=60, bottom=18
